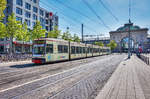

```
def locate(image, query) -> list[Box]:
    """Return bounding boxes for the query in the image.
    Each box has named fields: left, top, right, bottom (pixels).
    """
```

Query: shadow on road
left=9, top=63, right=43, bottom=68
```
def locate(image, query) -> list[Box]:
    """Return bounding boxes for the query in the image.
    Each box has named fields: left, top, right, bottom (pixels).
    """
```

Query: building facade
left=5, top=0, right=58, bottom=30
left=83, top=36, right=110, bottom=46
left=0, top=0, right=59, bottom=53
left=109, top=23, right=149, bottom=52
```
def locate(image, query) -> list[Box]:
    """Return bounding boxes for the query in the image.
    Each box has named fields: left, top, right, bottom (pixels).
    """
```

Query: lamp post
left=127, top=19, right=133, bottom=59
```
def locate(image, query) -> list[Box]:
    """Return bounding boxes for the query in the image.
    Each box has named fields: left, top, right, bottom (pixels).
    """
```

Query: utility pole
left=127, top=19, right=133, bottom=59
left=81, top=24, right=84, bottom=42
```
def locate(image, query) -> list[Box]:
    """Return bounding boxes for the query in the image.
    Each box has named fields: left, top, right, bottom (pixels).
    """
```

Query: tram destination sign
left=34, top=40, right=46, bottom=44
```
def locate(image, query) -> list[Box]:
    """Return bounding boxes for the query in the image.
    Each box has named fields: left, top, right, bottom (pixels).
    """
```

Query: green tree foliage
left=6, top=13, right=21, bottom=54
left=16, top=22, right=29, bottom=41
left=95, top=41, right=104, bottom=47
left=0, top=0, right=7, bottom=38
left=30, top=21, right=46, bottom=40
left=0, top=22, right=6, bottom=38
left=72, top=34, right=80, bottom=42
left=16, top=22, right=29, bottom=53
left=0, top=0, right=6, bottom=21
left=107, top=40, right=117, bottom=51
left=48, top=26, right=61, bottom=38
left=62, top=31, right=72, bottom=41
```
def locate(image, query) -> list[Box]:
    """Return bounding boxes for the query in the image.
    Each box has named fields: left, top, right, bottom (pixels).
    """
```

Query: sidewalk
left=96, top=55, right=150, bottom=99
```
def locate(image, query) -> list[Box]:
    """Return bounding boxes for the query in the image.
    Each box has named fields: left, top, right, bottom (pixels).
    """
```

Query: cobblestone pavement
left=0, top=54, right=125, bottom=99
left=0, top=55, right=107, bottom=91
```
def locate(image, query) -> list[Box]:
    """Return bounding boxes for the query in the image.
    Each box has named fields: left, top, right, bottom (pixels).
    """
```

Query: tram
left=32, top=38, right=111, bottom=64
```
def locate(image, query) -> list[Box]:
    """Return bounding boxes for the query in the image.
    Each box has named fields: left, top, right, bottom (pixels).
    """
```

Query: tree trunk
left=22, top=41, right=24, bottom=54
left=9, top=37, right=13, bottom=55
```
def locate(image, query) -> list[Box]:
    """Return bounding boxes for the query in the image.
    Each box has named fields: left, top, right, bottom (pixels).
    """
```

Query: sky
left=40, top=0, right=150, bottom=38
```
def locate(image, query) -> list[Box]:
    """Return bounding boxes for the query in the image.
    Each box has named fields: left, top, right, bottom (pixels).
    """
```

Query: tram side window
left=76, top=47, right=80, bottom=54
left=79, top=47, right=82, bottom=53
left=90, top=48, right=93, bottom=53
left=83, top=47, right=86, bottom=53
left=58, top=45, right=68, bottom=53
left=46, top=44, right=53, bottom=53
left=87, top=47, right=90, bottom=53
left=71, top=46, right=75, bottom=54
left=58, top=45, right=63, bottom=53
left=64, top=45, right=68, bottom=53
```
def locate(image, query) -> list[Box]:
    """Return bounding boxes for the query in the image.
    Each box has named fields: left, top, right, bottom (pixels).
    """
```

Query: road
left=0, top=54, right=126, bottom=99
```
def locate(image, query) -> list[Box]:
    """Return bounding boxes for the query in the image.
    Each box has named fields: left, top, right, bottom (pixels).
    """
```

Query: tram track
left=0, top=55, right=109, bottom=91
left=0, top=54, right=125, bottom=99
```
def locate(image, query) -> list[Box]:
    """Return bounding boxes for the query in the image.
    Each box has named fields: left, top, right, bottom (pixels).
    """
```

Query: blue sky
left=40, top=0, right=150, bottom=37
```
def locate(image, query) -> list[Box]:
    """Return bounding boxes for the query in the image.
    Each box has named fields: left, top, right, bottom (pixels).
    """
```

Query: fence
left=0, top=54, right=32, bottom=63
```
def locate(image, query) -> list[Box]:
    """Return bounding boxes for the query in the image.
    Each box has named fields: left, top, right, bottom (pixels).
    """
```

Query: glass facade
left=25, top=2, right=31, bottom=10
left=25, top=11, right=31, bottom=18
left=16, top=16, right=22, bottom=22
left=33, top=6, right=38, bottom=13
left=33, top=0, right=37, bottom=3
left=16, top=0, right=23, bottom=6
left=16, top=7, right=22, bottom=15
left=33, top=14, right=38, bottom=20
left=25, top=19, right=30, bottom=26
left=40, top=9, right=44, bottom=16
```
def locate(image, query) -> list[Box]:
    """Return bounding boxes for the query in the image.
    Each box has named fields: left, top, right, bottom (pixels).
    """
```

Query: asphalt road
left=0, top=54, right=126, bottom=99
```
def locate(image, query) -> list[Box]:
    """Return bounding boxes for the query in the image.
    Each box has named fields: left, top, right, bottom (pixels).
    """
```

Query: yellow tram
left=32, top=38, right=111, bottom=64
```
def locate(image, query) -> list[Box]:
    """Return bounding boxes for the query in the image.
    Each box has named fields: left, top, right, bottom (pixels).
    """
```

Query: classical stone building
left=109, top=23, right=149, bottom=52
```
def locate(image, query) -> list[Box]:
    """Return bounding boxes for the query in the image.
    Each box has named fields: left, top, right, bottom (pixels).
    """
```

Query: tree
left=16, top=22, right=29, bottom=53
left=0, top=0, right=7, bottom=38
left=95, top=41, right=104, bottom=47
left=72, top=34, right=80, bottom=42
left=0, top=0, right=6, bottom=21
left=107, top=40, right=117, bottom=51
left=62, top=31, right=72, bottom=41
left=30, top=21, right=46, bottom=40
left=6, top=13, right=21, bottom=54
left=48, top=26, right=61, bottom=38
left=0, top=22, right=6, bottom=38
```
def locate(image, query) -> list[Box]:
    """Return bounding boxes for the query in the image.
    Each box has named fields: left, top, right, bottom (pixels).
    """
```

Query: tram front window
left=33, top=45, right=45, bottom=54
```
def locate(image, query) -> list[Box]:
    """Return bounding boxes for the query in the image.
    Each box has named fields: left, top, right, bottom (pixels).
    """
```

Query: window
left=79, top=47, right=82, bottom=53
left=46, top=44, right=53, bottom=53
left=46, top=26, right=49, bottom=31
left=71, top=46, right=75, bottom=54
left=87, top=47, right=90, bottom=53
left=25, top=11, right=31, bottom=18
left=16, top=0, right=23, bottom=6
left=33, top=0, right=37, bottom=3
left=40, top=9, right=44, bottom=16
left=25, top=19, right=30, bottom=26
left=40, top=17, right=44, bottom=23
left=58, top=45, right=63, bottom=53
left=76, top=47, right=80, bottom=54
left=25, top=3, right=31, bottom=10
left=33, top=14, right=37, bottom=20
left=6, top=6, right=11, bottom=14
left=16, top=7, right=22, bottom=15
left=33, top=6, right=38, bottom=13
left=7, top=0, right=11, bottom=4
left=32, top=22, right=36, bottom=27
left=16, top=16, right=22, bottom=23
left=46, top=13, right=49, bottom=18
left=46, top=20, right=48, bottom=24
left=58, top=45, right=68, bottom=53
left=90, top=48, right=93, bottom=53
left=33, top=46, right=45, bottom=54
left=64, top=46, right=68, bottom=53
left=83, top=47, right=86, bottom=53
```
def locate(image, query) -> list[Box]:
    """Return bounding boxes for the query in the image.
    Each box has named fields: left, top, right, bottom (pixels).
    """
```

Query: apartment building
left=0, top=0, right=59, bottom=53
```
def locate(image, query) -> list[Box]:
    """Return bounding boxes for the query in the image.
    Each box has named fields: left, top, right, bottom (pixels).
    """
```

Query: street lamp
left=126, top=19, right=133, bottom=59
